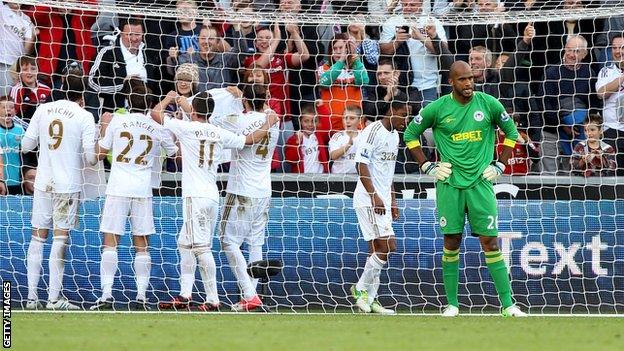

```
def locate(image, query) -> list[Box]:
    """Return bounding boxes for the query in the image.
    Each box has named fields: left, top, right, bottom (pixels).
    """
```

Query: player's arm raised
left=483, top=102, right=520, bottom=182
left=95, top=112, right=114, bottom=160
left=244, top=110, right=280, bottom=145
left=403, top=108, right=452, bottom=181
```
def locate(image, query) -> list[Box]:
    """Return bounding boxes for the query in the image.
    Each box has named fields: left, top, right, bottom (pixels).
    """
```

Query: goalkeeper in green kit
left=404, top=61, right=526, bottom=317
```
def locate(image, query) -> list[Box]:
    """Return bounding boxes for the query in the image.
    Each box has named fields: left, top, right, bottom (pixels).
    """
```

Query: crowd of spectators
left=2, top=0, right=624, bottom=195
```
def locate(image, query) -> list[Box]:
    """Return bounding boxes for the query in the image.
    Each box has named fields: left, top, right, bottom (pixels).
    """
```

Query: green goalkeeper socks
left=484, top=250, right=514, bottom=309
left=442, top=248, right=460, bottom=308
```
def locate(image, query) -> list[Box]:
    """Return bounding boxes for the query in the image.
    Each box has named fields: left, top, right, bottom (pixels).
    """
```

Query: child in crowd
left=285, top=103, right=329, bottom=173
left=10, top=56, right=51, bottom=121
left=571, top=113, right=616, bottom=177
left=329, top=105, right=363, bottom=174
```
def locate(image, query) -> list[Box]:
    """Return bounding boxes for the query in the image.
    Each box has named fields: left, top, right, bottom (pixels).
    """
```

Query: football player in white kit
left=22, top=76, right=97, bottom=310
left=350, top=101, right=410, bottom=315
left=154, top=86, right=279, bottom=311
left=220, top=85, right=280, bottom=312
left=91, top=81, right=178, bottom=310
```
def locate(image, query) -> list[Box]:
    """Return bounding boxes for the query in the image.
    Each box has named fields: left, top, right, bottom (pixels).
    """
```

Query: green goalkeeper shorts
left=435, top=179, right=498, bottom=237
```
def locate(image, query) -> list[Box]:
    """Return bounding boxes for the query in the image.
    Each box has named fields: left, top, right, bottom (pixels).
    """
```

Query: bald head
left=449, top=61, right=475, bottom=101
left=450, top=61, right=472, bottom=79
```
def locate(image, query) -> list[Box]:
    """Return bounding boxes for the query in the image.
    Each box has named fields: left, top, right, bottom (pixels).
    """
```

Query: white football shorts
left=31, top=189, right=80, bottom=230
left=178, top=197, right=219, bottom=249
left=219, top=193, right=270, bottom=247
left=100, top=195, right=155, bottom=236
left=355, top=207, right=395, bottom=241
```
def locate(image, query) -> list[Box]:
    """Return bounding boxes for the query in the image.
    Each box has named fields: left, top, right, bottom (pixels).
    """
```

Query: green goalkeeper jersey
left=404, top=92, right=519, bottom=189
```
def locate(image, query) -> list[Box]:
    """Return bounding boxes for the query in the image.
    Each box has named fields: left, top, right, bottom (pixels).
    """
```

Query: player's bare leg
left=91, top=233, right=119, bottom=310
left=352, top=237, right=396, bottom=314
left=479, top=236, right=526, bottom=317
left=132, top=235, right=152, bottom=310
left=26, top=228, right=47, bottom=309
left=441, top=234, right=462, bottom=317
left=46, top=227, right=80, bottom=310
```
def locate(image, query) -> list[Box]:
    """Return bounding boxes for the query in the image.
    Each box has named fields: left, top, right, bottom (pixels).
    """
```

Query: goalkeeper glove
left=482, top=161, right=506, bottom=182
left=421, top=161, right=452, bottom=181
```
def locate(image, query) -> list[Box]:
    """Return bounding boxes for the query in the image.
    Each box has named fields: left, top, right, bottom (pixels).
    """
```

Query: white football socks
left=355, top=253, right=386, bottom=303
left=224, top=244, right=256, bottom=299
left=133, top=252, right=151, bottom=301
left=178, top=248, right=197, bottom=299
left=26, top=236, right=46, bottom=301
left=48, top=235, right=68, bottom=302
left=197, top=251, right=218, bottom=304
left=100, top=248, right=118, bottom=300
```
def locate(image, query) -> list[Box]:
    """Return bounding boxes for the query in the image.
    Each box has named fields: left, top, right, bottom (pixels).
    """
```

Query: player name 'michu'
left=122, top=121, right=155, bottom=133
left=46, top=107, right=75, bottom=119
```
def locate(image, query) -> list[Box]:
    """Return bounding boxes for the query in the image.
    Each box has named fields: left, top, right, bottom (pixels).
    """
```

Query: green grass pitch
left=10, top=313, right=623, bottom=351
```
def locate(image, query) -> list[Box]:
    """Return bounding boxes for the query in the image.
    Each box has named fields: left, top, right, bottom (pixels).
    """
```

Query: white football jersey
left=24, top=100, right=96, bottom=193
left=353, top=121, right=399, bottom=209
left=99, top=112, right=177, bottom=198
left=164, top=117, right=246, bottom=200
left=302, top=134, right=324, bottom=174
left=329, top=131, right=359, bottom=174
left=226, top=111, right=279, bottom=198
left=204, top=88, right=244, bottom=164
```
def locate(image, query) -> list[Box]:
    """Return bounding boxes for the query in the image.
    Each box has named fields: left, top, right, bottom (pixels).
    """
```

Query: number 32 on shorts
left=487, top=215, right=498, bottom=230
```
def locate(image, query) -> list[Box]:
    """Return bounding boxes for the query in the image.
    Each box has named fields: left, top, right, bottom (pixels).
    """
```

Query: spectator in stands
left=533, top=0, right=602, bottom=68
left=347, top=20, right=380, bottom=85
left=244, top=24, right=310, bottom=149
left=571, top=113, right=616, bottom=176
left=496, top=110, right=537, bottom=175
left=362, top=58, right=409, bottom=121
left=240, top=65, right=282, bottom=117
left=224, top=0, right=258, bottom=63
left=448, top=0, right=518, bottom=59
left=89, top=16, right=158, bottom=112
left=0, top=95, right=27, bottom=195
left=277, top=0, right=331, bottom=129
left=467, top=24, right=535, bottom=114
left=0, top=2, right=36, bottom=97
left=328, top=105, right=363, bottom=174
left=596, top=33, right=624, bottom=174
left=10, top=56, right=51, bottom=122
left=379, top=0, right=447, bottom=107
left=47, top=60, right=100, bottom=121
left=24, top=2, right=98, bottom=87
left=538, top=35, right=595, bottom=175
left=285, top=103, right=329, bottom=173
left=318, top=33, right=369, bottom=132
left=171, top=25, right=238, bottom=91
left=153, top=63, right=199, bottom=122
left=163, top=0, right=202, bottom=77
left=595, top=14, right=624, bottom=63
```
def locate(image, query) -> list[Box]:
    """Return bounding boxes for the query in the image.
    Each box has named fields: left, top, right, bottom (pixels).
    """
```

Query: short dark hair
left=192, top=91, right=215, bottom=120
left=0, top=95, right=13, bottom=103
left=387, top=100, right=410, bottom=116
left=300, top=102, right=316, bottom=116
left=118, top=16, right=144, bottom=32
left=611, top=32, right=624, bottom=45
left=124, top=79, right=152, bottom=112
left=16, top=56, right=36, bottom=72
left=586, top=113, right=603, bottom=127
left=243, top=84, right=267, bottom=111
left=377, top=57, right=395, bottom=69
left=65, top=75, right=87, bottom=102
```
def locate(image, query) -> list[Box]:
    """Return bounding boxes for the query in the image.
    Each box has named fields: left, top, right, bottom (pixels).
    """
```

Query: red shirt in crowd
left=10, top=82, right=51, bottom=120
left=244, top=53, right=295, bottom=120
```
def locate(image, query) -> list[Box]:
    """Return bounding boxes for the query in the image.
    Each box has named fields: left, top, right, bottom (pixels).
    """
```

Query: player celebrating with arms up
left=404, top=61, right=526, bottom=317
left=350, top=101, right=410, bottom=315
left=154, top=86, right=279, bottom=311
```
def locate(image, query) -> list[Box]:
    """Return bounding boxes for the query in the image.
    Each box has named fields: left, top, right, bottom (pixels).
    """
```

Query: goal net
left=0, top=0, right=623, bottom=314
